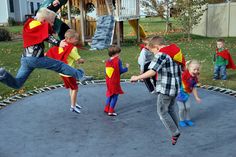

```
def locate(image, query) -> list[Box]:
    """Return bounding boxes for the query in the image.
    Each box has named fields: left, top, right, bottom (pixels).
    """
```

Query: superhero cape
left=139, top=44, right=146, bottom=50
left=105, top=56, right=124, bottom=97
left=46, top=44, right=74, bottom=64
left=181, top=70, right=198, bottom=94
left=216, top=49, right=236, bottom=69
left=23, top=18, right=53, bottom=48
left=159, top=44, right=186, bottom=67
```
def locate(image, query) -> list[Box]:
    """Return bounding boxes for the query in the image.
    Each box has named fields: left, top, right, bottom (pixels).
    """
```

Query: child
left=131, top=36, right=185, bottom=145
left=138, top=38, right=156, bottom=93
left=213, top=38, right=236, bottom=80
left=0, top=8, right=87, bottom=89
left=176, top=60, right=201, bottom=127
left=46, top=29, right=84, bottom=114
left=104, top=46, right=129, bottom=116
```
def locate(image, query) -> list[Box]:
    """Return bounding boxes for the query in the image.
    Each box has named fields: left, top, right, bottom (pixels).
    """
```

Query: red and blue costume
left=104, top=56, right=128, bottom=114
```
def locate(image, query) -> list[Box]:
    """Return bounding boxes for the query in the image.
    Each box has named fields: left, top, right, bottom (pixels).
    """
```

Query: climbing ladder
left=90, top=0, right=140, bottom=50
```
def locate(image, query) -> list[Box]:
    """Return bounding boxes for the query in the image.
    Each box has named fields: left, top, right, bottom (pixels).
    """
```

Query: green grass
left=0, top=17, right=236, bottom=101
left=4, top=25, right=23, bottom=34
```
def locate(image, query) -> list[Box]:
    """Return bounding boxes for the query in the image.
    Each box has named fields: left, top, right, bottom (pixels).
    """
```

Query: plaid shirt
left=148, top=53, right=182, bottom=96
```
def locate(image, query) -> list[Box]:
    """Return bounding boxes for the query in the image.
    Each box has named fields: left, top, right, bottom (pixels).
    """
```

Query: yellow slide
left=128, top=20, right=147, bottom=39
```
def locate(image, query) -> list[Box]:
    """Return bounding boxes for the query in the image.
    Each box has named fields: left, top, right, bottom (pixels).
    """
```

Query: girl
left=176, top=60, right=201, bottom=127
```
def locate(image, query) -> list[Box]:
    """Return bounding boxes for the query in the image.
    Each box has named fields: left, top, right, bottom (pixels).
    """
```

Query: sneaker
left=75, top=104, right=82, bottom=109
left=0, top=68, right=6, bottom=79
left=172, top=133, right=180, bottom=145
left=179, top=121, right=187, bottom=127
left=151, top=90, right=156, bottom=94
left=104, top=105, right=110, bottom=113
left=70, top=107, right=81, bottom=114
left=108, top=112, right=117, bottom=116
left=185, top=120, right=194, bottom=126
left=80, top=76, right=93, bottom=84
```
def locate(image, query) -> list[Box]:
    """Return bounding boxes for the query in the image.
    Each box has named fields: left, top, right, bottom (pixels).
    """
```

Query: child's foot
left=70, top=107, right=81, bottom=114
left=108, top=112, right=117, bottom=116
left=179, top=121, right=187, bottom=127
left=185, top=120, right=194, bottom=126
left=104, top=105, right=110, bottom=113
left=76, top=103, right=82, bottom=109
left=151, top=90, right=156, bottom=94
left=172, top=133, right=180, bottom=145
left=80, top=76, right=93, bottom=84
left=0, top=68, right=6, bottom=79
left=108, top=108, right=117, bottom=116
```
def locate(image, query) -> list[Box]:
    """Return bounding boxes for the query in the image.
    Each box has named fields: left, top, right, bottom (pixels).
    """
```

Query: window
left=30, top=2, right=34, bottom=14
left=9, top=0, right=14, bottom=13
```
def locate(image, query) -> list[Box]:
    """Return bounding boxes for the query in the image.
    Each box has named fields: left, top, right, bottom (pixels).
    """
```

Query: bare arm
left=130, top=70, right=156, bottom=82
left=192, top=88, right=201, bottom=103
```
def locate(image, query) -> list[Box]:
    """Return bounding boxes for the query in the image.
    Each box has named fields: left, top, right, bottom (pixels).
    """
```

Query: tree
left=140, top=0, right=159, bottom=16
left=140, top=0, right=173, bottom=32
left=174, top=0, right=207, bottom=41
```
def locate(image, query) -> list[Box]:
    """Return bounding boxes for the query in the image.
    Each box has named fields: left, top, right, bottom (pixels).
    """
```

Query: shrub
left=0, top=28, right=11, bottom=41
left=8, top=17, right=17, bottom=26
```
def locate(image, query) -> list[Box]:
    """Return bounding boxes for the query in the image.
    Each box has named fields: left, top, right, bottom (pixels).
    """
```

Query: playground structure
left=62, top=0, right=146, bottom=47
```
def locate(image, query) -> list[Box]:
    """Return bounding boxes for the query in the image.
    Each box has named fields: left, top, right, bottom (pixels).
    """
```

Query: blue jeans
left=213, top=65, right=227, bottom=80
left=0, top=56, right=84, bottom=89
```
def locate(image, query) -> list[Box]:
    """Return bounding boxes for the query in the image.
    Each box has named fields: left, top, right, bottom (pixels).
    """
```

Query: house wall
left=0, top=0, right=43, bottom=24
left=0, top=0, right=9, bottom=24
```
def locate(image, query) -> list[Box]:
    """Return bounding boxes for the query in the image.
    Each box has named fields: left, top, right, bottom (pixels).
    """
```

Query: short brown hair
left=217, top=38, right=225, bottom=43
left=108, top=45, right=121, bottom=57
left=147, top=36, right=166, bottom=48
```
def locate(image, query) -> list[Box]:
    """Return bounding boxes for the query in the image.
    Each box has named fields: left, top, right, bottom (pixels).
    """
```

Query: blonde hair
left=142, top=37, right=151, bottom=45
left=35, top=8, right=56, bottom=23
left=64, top=29, right=79, bottom=39
left=147, top=36, right=166, bottom=48
left=186, top=59, right=201, bottom=70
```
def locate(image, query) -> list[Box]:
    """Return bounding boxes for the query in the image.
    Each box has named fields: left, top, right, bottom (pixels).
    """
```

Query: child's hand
left=130, top=76, right=139, bottom=82
left=126, top=63, right=129, bottom=68
left=53, top=0, right=60, bottom=6
left=195, top=97, right=201, bottom=104
left=59, top=40, right=68, bottom=48
left=78, top=59, right=85, bottom=64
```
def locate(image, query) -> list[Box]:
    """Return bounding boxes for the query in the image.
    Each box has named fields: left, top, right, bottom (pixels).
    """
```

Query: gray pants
left=177, top=100, right=191, bottom=121
left=157, top=93, right=180, bottom=136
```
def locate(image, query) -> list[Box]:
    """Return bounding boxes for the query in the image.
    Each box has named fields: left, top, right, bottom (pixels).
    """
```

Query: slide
left=128, top=20, right=147, bottom=39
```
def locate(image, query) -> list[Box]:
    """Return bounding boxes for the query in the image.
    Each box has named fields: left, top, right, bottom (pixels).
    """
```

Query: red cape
left=159, top=44, right=186, bottom=67
left=23, top=18, right=53, bottom=48
left=105, top=56, right=124, bottom=97
left=46, top=44, right=74, bottom=64
left=139, top=44, right=146, bottom=50
left=216, top=49, right=236, bottom=69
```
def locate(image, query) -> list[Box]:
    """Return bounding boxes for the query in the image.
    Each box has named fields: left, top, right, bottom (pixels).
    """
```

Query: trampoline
left=0, top=81, right=236, bottom=157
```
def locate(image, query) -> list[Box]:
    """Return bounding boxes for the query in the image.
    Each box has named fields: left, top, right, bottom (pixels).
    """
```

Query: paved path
left=0, top=83, right=236, bottom=157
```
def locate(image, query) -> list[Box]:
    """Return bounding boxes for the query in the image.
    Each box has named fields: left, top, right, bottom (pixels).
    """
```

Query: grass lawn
left=0, top=17, right=236, bottom=101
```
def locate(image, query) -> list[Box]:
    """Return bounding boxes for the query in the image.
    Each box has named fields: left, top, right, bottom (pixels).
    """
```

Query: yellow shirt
left=60, top=47, right=81, bottom=77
